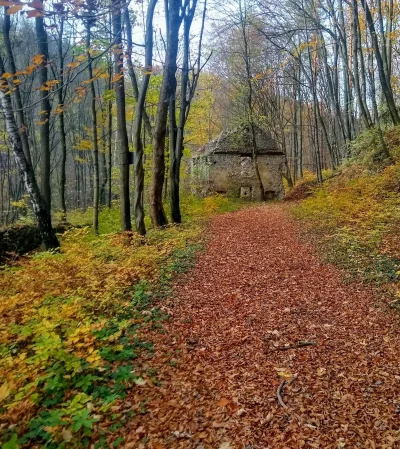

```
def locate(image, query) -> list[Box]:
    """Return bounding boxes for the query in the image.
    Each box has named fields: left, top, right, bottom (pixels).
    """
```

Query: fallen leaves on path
left=126, top=204, right=400, bottom=449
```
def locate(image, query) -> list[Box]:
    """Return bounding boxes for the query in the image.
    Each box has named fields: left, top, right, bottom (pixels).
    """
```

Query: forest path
left=127, top=204, right=400, bottom=449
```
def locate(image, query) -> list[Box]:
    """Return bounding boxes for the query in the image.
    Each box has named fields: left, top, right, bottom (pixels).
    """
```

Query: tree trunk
left=351, top=0, right=373, bottom=128
left=113, top=0, right=131, bottom=231
left=0, top=59, right=59, bottom=249
left=57, top=17, right=67, bottom=218
left=124, top=8, right=153, bottom=136
left=240, top=0, right=265, bottom=200
left=86, top=23, right=100, bottom=232
left=100, top=124, right=108, bottom=205
left=150, top=0, right=182, bottom=227
left=107, top=98, right=112, bottom=208
left=133, top=0, right=157, bottom=235
left=3, top=9, right=32, bottom=166
left=35, top=6, right=52, bottom=212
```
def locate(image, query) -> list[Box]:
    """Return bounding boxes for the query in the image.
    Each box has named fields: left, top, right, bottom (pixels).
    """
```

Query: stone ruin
left=190, top=126, right=285, bottom=200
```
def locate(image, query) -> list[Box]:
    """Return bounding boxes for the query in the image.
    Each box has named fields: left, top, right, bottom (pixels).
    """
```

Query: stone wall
left=191, top=153, right=284, bottom=200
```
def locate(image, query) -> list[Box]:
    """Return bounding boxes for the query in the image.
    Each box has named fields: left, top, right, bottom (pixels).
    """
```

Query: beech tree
left=150, top=0, right=183, bottom=227
left=35, top=0, right=52, bottom=211
left=112, top=0, right=131, bottom=231
left=133, top=0, right=157, bottom=235
left=169, top=0, right=207, bottom=223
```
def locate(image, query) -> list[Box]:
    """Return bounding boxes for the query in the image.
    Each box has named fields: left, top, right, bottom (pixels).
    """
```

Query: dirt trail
left=126, top=204, right=400, bottom=449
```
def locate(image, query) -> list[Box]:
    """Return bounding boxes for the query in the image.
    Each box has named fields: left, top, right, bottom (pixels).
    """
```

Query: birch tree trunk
left=3, top=9, right=32, bottom=166
left=0, top=58, right=59, bottom=249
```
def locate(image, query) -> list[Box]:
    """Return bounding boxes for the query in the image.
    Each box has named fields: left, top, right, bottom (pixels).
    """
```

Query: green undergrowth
left=0, top=194, right=245, bottom=449
left=63, top=194, right=248, bottom=232
left=292, top=127, right=400, bottom=292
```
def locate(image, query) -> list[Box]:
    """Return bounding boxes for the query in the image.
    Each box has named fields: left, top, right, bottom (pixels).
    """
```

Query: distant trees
left=209, top=0, right=400, bottom=181
left=0, top=0, right=206, bottom=241
left=5, top=0, right=399, bottom=241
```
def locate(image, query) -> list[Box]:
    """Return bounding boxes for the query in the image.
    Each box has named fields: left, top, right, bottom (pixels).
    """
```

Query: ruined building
left=190, top=126, right=285, bottom=200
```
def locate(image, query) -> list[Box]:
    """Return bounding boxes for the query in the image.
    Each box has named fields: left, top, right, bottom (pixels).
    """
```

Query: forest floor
left=126, top=203, right=400, bottom=449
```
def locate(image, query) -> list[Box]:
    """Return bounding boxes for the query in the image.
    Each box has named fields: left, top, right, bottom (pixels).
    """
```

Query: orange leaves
left=26, top=9, right=43, bottom=17
left=31, top=53, right=45, bottom=65
left=53, top=103, right=65, bottom=115
left=39, top=79, right=59, bottom=91
left=111, top=73, right=124, bottom=84
left=75, top=54, right=87, bottom=62
left=93, top=68, right=110, bottom=80
left=75, top=85, right=86, bottom=100
left=67, top=61, right=80, bottom=69
left=0, top=0, right=44, bottom=16
left=6, top=4, right=22, bottom=14
left=216, top=397, right=230, bottom=407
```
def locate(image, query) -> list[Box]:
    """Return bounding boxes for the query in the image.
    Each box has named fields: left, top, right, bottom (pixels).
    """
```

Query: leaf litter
left=124, top=204, right=400, bottom=449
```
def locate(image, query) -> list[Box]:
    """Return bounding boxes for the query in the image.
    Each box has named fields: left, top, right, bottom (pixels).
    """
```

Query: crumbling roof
left=196, top=125, right=282, bottom=156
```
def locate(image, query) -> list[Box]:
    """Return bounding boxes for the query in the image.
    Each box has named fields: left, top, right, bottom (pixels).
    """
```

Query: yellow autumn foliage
left=0, top=195, right=245, bottom=446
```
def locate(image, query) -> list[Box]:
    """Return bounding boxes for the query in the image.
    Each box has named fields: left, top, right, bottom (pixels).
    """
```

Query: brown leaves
left=120, top=204, right=400, bottom=448
left=26, top=9, right=43, bottom=17
left=216, top=397, right=230, bottom=407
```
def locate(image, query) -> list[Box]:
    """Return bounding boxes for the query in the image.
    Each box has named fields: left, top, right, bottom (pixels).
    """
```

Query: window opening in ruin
left=264, top=190, right=276, bottom=200
left=240, top=186, right=252, bottom=199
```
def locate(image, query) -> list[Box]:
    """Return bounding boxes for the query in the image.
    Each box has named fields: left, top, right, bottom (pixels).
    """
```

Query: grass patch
left=293, top=161, right=400, bottom=287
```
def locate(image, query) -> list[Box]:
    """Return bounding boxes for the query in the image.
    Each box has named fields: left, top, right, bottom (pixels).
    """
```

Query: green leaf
left=1, top=434, right=19, bottom=449
left=103, top=89, right=115, bottom=101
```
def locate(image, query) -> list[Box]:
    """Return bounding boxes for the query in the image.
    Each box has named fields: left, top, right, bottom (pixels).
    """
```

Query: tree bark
left=170, top=0, right=202, bottom=222
left=150, top=0, right=182, bottom=227
left=351, top=0, right=373, bottom=128
left=86, top=22, right=100, bottom=233
left=133, top=0, right=157, bottom=235
left=124, top=8, right=153, bottom=136
left=0, top=58, right=59, bottom=250
left=56, top=17, right=68, bottom=218
left=239, top=0, right=265, bottom=200
left=35, top=5, right=52, bottom=212
left=113, top=0, right=131, bottom=231
left=3, top=9, right=32, bottom=166
left=107, top=97, right=112, bottom=208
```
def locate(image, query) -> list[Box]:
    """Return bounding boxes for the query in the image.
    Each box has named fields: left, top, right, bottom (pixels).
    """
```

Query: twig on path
left=273, top=340, right=316, bottom=351
left=277, top=380, right=288, bottom=409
